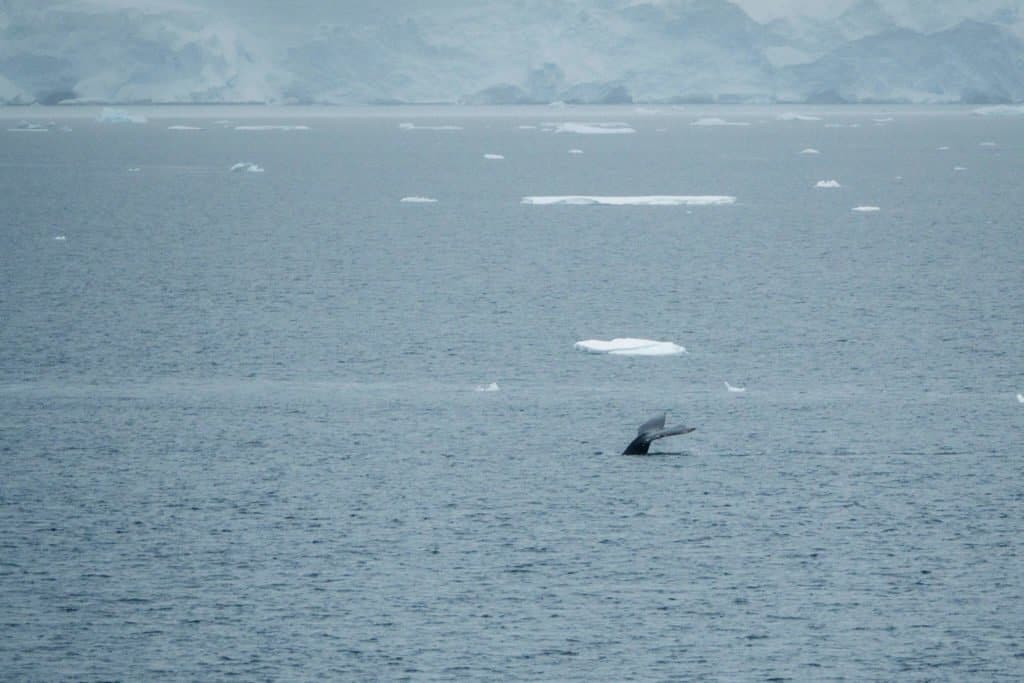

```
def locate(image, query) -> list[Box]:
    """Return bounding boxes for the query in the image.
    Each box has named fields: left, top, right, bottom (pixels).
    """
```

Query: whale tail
left=623, top=412, right=695, bottom=454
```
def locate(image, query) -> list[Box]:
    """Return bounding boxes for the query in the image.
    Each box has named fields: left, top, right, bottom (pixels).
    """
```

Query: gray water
left=1, top=106, right=1022, bottom=680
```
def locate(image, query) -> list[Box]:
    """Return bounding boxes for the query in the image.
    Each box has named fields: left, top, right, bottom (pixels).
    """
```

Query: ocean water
left=1, top=106, right=1022, bottom=680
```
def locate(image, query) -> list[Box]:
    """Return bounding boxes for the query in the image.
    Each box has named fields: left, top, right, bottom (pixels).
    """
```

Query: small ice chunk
left=872, top=117, right=894, bottom=123
left=691, top=117, right=750, bottom=126
left=483, top=153, right=504, bottom=160
left=230, top=162, right=264, bottom=173
left=98, top=108, right=147, bottom=124
left=800, top=148, right=820, bottom=155
left=475, top=382, right=500, bottom=392
left=167, top=125, right=202, bottom=130
left=234, top=125, right=309, bottom=131
left=575, top=338, right=687, bottom=356
left=398, top=122, right=463, bottom=131
left=127, top=167, right=141, bottom=173
left=1017, top=392, right=1023, bottom=403
left=546, top=122, right=635, bottom=134
left=954, top=166, right=967, bottom=171
left=972, top=105, right=1024, bottom=116
left=777, top=113, right=821, bottom=121
left=8, top=121, right=48, bottom=132
left=517, top=125, right=537, bottom=130
left=568, top=148, right=584, bottom=154
left=852, top=205, right=880, bottom=212
left=937, top=146, right=950, bottom=150
left=522, top=195, right=735, bottom=206
left=400, top=196, right=438, bottom=203
left=980, top=141, right=998, bottom=147
left=724, top=381, right=746, bottom=393
left=815, top=180, right=841, bottom=188
left=53, top=235, right=67, bottom=241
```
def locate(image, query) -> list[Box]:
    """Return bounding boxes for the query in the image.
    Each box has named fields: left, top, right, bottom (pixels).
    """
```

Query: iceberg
left=400, top=196, right=438, bottom=203
left=575, top=338, right=687, bottom=356
left=691, top=117, right=750, bottom=127
left=483, top=153, right=505, bottom=160
left=800, top=148, right=821, bottom=154
left=230, top=162, right=264, bottom=173
left=98, top=108, right=147, bottom=124
left=398, top=122, right=463, bottom=131
left=522, top=195, right=735, bottom=206
left=546, top=122, right=635, bottom=134
left=168, top=125, right=202, bottom=130
left=234, top=125, right=309, bottom=131
left=815, top=180, right=841, bottom=188
left=852, top=205, right=880, bottom=212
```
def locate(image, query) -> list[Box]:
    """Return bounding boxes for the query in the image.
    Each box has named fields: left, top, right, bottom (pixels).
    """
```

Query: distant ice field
left=1, top=105, right=1022, bottom=682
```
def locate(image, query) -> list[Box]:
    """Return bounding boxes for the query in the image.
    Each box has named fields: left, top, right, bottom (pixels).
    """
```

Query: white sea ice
left=399, top=122, right=463, bottom=131
left=691, top=117, right=750, bottom=126
left=852, top=205, right=880, bottom=212
left=954, top=166, right=967, bottom=171
left=8, top=121, right=47, bottom=132
left=777, top=113, right=821, bottom=121
left=517, top=125, right=537, bottom=130
left=937, top=146, right=950, bottom=150
left=54, top=235, right=67, bottom=241
left=483, top=153, right=504, bottom=159
left=800, top=148, right=821, bottom=154
left=234, top=125, right=309, bottom=131
left=127, top=167, right=140, bottom=173
left=546, top=122, right=635, bottom=134
left=230, top=162, right=264, bottom=173
left=475, top=382, right=500, bottom=392
left=98, top=107, right=147, bottom=124
left=575, top=338, right=687, bottom=356
left=568, top=149, right=584, bottom=154
left=1017, top=392, right=1024, bottom=403
left=167, top=125, right=202, bottom=130
left=972, top=105, right=1024, bottom=116
left=724, top=381, right=746, bottom=393
left=980, top=141, right=998, bottom=147
left=815, top=180, right=841, bottom=188
left=823, top=123, right=860, bottom=128
left=522, top=195, right=735, bottom=206
left=400, top=196, right=438, bottom=203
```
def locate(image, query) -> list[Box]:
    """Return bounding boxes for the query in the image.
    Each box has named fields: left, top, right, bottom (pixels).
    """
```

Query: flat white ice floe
left=852, top=205, right=880, bottom=212
left=546, top=122, right=635, bottom=134
left=954, top=166, right=967, bottom=171
left=54, top=235, right=67, bottom=241
left=399, top=122, right=463, bottom=131
left=815, top=180, right=841, bottom=188
left=724, top=381, right=746, bottom=393
left=522, top=195, right=735, bottom=206
left=400, top=196, right=438, bottom=203
left=167, top=125, right=202, bottom=130
left=979, top=141, right=998, bottom=147
left=230, top=162, right=264, bottom=173
left=474, top=382, right=500, bottom=392
left=98, top=107, right=147, bottom=124
left=483, top=153, right=504, bottom=160
left=1017, top=392, right=1024, bottom=403
left=568, top=148, right=584, bottom=154
left=8, top=121, right=48, bottom=132
left=800, top=148, right=821, bottom=155
left=691, top=117, right=750, bottom=126
left=777, top=113, right=821, bottom=121
left=973, top=105, right=1024, bottom=116
left=234, top=125, right=309, bottom=131
left=575, top=338, right=687, bottom=356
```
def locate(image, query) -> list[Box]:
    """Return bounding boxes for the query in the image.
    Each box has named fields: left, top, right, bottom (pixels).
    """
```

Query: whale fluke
left=623, top=412, right=695, bottom=455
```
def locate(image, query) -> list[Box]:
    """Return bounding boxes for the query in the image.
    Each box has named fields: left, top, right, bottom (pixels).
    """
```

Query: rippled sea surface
left=2, top=106, right=1022, bottom=680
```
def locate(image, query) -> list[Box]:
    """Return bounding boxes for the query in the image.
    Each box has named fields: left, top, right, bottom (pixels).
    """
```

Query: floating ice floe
left=1017, top=392, right=1024, bottom=403
left=517, top=125, right=537, bottom=130
left=979, top=141, right=998, bottom=147
left=815, top=180, right=841, bottom=188
left=872, top=117, right=894, bottom=123
left=937, top=146, right=950, bottom=150
left=234, top=125, right=309, bottom=131
left=167, top=125, right=202, bottom=131
left=724, top=381, right=746, bottom=393
left=800, top=148, right=821, bottom=155
left=568, top=148, right=584, bottom=154
left=575, top=338, right=687, bottom=356
left=546, top=122, right=635, bottom=134
left=400, top=196, right=438, bottom=203
left=399, top=122, right=463, bottom=131
left=127, top=167, right=141, bottom=173
left=522, top=195, right=736, bottom=206
left=852, top=205, right=880, bottom=212
left=475, top=382, right=500, bottom=392
left=954, top=166, right=967, bottom=171
left=53, top=235, right=67, bottom=241
left=691, top=117, right=750, bottom=127
left=8, top=121, right=48, bottom=132
left=230, top=162, right=264, bottom=173
left=972, top=105, right=1024, bottom=116
left=777, top=113, right=821, bottom=121
left=483, top=153, right=504, bottom=160
left=98, top=107, right=147, bottom=124
left=823, top=123, right=860, bottom=128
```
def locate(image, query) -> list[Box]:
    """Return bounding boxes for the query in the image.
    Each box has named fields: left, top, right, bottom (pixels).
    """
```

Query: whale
left=622, top=412, right=696, bottom=455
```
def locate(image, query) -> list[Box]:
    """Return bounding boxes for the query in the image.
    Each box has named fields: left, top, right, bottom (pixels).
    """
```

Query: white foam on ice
left=230, top=162, right=264, bottom=173
left=852, top=205, right=880, bottom=212
left=399, top=122, right=463, bottom=131
left=575, top=338, right=687, bottom=356
left=97, top=108, right=147, bottom=124
left=815, top=179, right=841, bottom=188
left=545, top=122, right=636, bottom=134
left=568, top=149, right=584, bottom=154
left=691, top=117, right=750, bottom=127
left=483, top=153, right=504, bottom=160
left=800, top=148, right=821, bottom=155
left=168, top=125, right=202, bottom=130
left=522, top=195, right=735, bottom=206
left=474, top=382, right=500, bottom=392
left=400, top=196, right=438, bottom=203
left=777, top=113, right=821, bottom=121
left=234, top=125, right=309, bottom=131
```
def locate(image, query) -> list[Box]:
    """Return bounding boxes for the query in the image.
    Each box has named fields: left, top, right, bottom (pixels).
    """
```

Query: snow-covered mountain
left=2, top=0, right=1023, bottom=105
